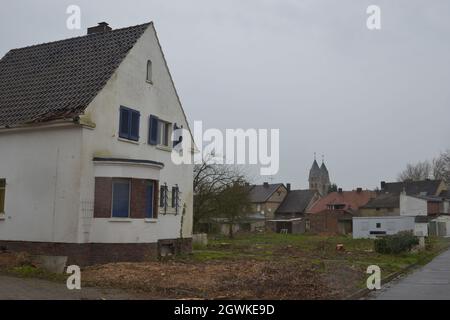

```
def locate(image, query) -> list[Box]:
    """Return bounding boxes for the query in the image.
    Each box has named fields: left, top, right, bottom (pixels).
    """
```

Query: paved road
left=0, top=275, right=145, bottom=300
left=370, top=249, right=450, bottom=300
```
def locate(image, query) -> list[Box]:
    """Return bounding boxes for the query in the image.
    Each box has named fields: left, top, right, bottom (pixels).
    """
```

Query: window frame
left=0, top=179, right=5, bottom=214
left=160, top=184, right=169, bottom=213
left=158, top=120, right=172, bottom=147
left=171, top=185, right=180, bottom=213
left=119, top=106, right=140, bottom=142
left=145, top=180, right=156, bottom=219
left=111, top=178, right=131, bottom=218
left=148, top=115, right=173, bottom=148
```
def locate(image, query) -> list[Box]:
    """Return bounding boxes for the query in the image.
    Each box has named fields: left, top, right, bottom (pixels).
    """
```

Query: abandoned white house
left=0, top=22, right=194, bottom=265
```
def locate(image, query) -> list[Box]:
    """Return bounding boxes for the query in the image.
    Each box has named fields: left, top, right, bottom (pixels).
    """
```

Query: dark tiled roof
left=276, top=189, right=317, bottom=214
left=248, top=183, right=285, bottom=203
left=413, top=195, right=443, bottom=202
left=415, top=216, right=434, bottom=223
left=382, top=180, right=443, bottom=196
left=361, top=193, right=400, bottom=209
left=0, top=23, right=151, bottom=127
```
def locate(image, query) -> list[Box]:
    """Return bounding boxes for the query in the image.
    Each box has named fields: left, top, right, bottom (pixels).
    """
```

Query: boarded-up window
left=0, top=179, right=6, bottom=213
left=112, top=179, right=131, bottom=218
left=130, top=179, right=157, bottom=219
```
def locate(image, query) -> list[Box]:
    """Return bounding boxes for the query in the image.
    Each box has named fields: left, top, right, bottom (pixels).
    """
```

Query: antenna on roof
left=314, top=152, right=316, bottom=161
left=322, top=154, right=324, bottom=164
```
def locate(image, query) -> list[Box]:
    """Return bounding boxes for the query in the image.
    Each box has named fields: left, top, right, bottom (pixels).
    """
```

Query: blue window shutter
left=130, top=111, right=140, bottom=141
left=149, top=115, right=159, bottom=145
left=145, top=182, right=154, bottom=219
left=112, top=180, right=130, bottom=218
left=119, top=108, right=130, bottom=138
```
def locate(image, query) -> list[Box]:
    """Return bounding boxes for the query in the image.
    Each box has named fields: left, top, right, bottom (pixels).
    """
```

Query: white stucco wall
left=414, top=223, right=428, bottom=237
left=0, top=125, right=82, bottom=242
left=432, top=216, right=450, bottom=237
left=400, top=193, right=427, bottom=216
left=77, top=24, right=194, bottom=244
left=0, top=24, right=193, bottom=245
left=353, top=216, right=415, bottom=239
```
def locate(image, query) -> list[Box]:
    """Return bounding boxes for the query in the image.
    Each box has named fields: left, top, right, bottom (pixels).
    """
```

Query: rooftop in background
left=308, top=189, right=376, bottom=214
left=0, top=22, right=151, bottom=127
left=361, top=193, right=400, bottom=209
left=380, top=179, right=446, bottom=196
left=248, top=183, right=285, bottom=203
left=276, top=189, right=318, bottom=214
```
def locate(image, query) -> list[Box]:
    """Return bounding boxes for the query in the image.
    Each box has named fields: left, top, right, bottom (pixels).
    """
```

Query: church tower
left=309, top=154, right=331, bottom=196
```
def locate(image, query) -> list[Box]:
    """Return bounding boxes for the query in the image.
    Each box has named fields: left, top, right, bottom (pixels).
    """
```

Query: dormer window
left=146, top=60, right=153, bottom=83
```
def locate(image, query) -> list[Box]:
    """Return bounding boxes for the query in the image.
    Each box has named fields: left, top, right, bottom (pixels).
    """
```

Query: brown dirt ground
left=81, top=258, right=363, bottom=300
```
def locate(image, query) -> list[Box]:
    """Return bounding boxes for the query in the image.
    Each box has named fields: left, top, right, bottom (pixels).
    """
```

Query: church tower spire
left=309, top=153, right=331, bottom=196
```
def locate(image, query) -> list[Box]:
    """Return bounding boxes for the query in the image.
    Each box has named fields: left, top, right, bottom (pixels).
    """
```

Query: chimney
left=87, top=22, right=112, bottom=35
left=263, top=182, right=269, bottom=188
left=380, top=181, right=386, bottom=191
left=286, top=183, right=291, bottom=192
left=357, top=187, right=362, bottom=193
left=338, top=188, right=343, bottom=193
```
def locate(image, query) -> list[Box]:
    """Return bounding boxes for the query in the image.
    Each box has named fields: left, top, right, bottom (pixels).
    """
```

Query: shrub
left=374, top=231, right=419, bottom=254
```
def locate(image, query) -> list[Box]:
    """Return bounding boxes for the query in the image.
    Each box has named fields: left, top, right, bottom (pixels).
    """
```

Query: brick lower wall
left=0, top=238, right=192, bottom=266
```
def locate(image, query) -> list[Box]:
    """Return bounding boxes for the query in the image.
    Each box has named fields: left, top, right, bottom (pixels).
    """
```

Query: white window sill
left=118, top=137, right=140, bottom=145
left=145, top=218, right=158, bottom=223
left=0, top=214, right=5, bottom=220
left=108, top=218, right=133, bottom=223
left=156, top=145, right=172, bottom=152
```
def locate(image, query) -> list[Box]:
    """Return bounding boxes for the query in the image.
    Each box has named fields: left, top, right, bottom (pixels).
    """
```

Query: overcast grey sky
left=1, top=0, right=449, bottom=190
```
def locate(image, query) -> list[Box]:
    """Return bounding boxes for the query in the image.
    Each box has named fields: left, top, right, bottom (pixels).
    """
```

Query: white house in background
left=400, top=192, right=448, bottom=236
left=0, top=22, right=194, bottom=265
left=353, top=216, right=415, bottom=239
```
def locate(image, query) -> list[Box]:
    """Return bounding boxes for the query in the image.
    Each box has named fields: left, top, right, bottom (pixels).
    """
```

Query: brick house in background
left=306, top=188, right=376, bottom=235
left=0, top=22, right=194, bottom=265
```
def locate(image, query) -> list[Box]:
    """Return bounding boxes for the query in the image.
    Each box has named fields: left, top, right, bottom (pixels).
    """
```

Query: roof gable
left=0, top=23, right=150, bottom=127
left=248, top=183, right=285, bottom=203
left=361, top=193, right=400, bottom=209
left=276, top=189, right=318, bottom=214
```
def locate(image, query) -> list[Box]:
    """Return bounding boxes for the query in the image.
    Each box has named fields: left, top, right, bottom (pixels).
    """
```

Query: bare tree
left=193, top=155, right=251, bottom=232
left=397, top=161, right=432, bottom=182
left=213, top=180, right=251, bottom=238
left=433, top=150, right=450, bottom=186
left=397, top=150, right=450, bottom=186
